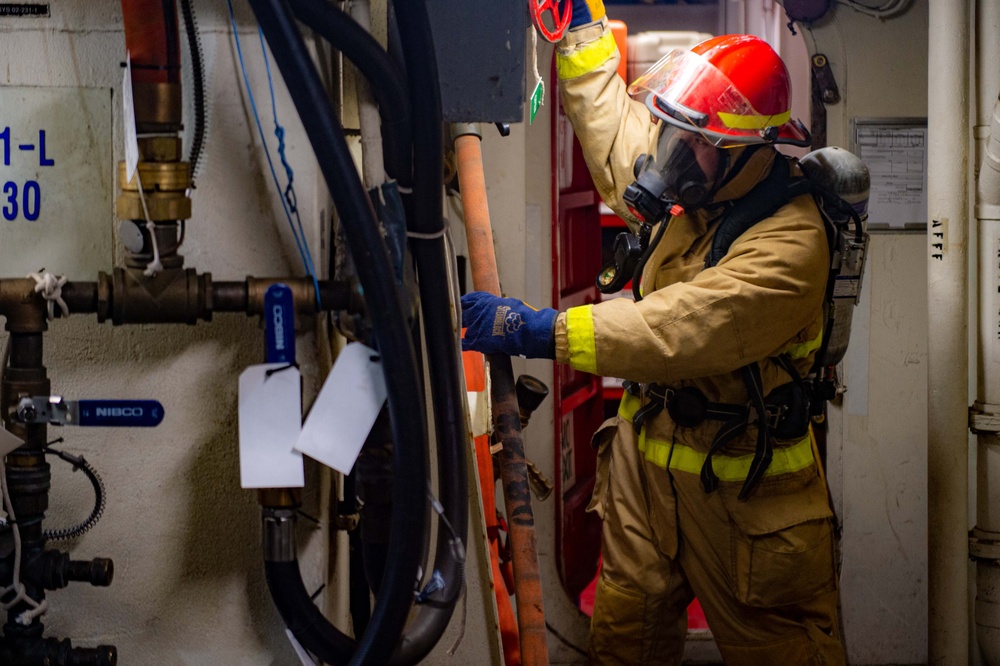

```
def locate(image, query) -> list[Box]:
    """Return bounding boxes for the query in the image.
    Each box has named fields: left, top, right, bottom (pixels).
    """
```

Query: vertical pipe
left=973, top=0, right=1000, bottom=661
left=120, top=0, right=182, bottom=132
left=348, top=0, right=386, bottom=190
left=454, top=126, right=550, bottom=666
left=927, top=0, right=971, bottom=663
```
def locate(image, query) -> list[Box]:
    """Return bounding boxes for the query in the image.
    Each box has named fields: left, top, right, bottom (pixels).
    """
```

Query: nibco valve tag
left=265, top=283, right=296, bottom=365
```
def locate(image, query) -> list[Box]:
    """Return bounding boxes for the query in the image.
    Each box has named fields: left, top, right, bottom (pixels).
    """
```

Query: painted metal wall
left=0, top=2, right=331, bottom=662
left=809, top=3, right=931, bottom=664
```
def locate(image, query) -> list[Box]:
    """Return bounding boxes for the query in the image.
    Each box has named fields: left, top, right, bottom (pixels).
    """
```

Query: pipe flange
left=334, top=513, right=359, bottom=531
left=971, top=528, right=1000, bottom=562
left=96, top=272, right=112, bottom=324
left=116, top=192, right=192, bottom=221
left=971, top=401, right=1000, bottom=434
left=118, top=162, right=192, bottom=192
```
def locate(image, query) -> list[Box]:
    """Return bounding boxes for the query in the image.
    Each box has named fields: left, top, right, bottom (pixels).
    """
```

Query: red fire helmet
left=629, top=34, right=810, bottom=148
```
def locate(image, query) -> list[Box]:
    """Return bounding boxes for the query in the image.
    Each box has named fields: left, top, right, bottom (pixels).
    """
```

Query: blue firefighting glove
left=461, top=292, right=558, bottom=359
left=570, top=0, right=606, bottom=28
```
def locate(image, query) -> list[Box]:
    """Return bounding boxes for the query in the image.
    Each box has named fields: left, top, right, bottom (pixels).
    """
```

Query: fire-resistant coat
left=554, top=20, right=845, bottom=665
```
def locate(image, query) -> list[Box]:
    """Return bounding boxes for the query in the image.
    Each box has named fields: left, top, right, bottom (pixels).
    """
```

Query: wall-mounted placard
left=851, top=117, right=928, bottom=233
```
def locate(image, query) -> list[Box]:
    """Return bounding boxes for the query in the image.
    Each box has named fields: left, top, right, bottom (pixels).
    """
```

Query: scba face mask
left=624, top=123, right=726, bottom=222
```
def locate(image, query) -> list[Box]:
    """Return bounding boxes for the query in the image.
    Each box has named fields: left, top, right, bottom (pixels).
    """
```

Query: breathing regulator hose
left=249, top=1, right=426, bottom=665
left=251, top=0, right=468, bottom=664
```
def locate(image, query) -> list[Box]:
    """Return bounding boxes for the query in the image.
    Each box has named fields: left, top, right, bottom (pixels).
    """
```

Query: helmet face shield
left=628, top=37, right=811, bottom=148
left=629, top=49, right=764, bottom=147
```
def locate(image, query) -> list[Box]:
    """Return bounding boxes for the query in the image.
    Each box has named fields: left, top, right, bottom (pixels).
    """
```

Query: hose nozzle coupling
left=262, top=508, right=297, bottom=563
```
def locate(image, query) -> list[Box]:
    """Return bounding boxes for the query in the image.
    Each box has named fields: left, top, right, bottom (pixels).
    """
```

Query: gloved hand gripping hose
left=248, top=2, right=428, bottom=666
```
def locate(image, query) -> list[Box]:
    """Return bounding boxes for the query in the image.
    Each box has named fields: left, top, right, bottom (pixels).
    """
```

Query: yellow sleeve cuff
left=564, top=304, right=598, bottom=374
left=556, top=29, right=617, bottom=80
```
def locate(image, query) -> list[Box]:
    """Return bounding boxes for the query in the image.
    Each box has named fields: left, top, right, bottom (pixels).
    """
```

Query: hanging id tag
left=122, top=53, right=140, bottom=183
left=294, top=342, right=386, bottom=474
left=529, top=79, right=544, bottom=124
left=0, top=429, right=23, bottom=457
left=238, top=364, right=304, bottom=488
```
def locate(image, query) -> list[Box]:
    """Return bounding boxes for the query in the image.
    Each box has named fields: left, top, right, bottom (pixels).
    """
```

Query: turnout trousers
left=587, top=394, right=846, bottom=665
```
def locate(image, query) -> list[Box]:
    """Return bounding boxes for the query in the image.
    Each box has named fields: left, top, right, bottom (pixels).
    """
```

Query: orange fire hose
left=453, top=125, right=550, bottom=666
left=463, top=348, right=522, bottom=665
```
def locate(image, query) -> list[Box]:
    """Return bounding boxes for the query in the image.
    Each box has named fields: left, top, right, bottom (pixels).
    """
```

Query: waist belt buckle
left=646, top=384, right=675, bottom=405
left=764, top=404, right=787, bottom=431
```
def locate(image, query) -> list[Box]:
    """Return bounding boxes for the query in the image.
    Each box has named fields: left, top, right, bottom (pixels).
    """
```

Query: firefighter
left=461, top=3, right=845, bottom=664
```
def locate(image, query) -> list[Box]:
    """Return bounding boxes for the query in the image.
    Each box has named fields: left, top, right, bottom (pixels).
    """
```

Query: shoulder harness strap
left=704, top=156, right=812, bottom=269
left=700, top=157, right=816, bottom=499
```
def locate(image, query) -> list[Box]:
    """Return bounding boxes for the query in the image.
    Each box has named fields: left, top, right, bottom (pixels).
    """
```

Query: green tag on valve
left=529, top=79, right=544, bottom=124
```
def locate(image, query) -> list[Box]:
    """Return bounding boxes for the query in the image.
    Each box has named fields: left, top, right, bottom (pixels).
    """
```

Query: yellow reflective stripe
left=618, top=392, right=814, bottom=480
left=782, top=328, right=824, bottom=360
left=556, top=32, right=617, bottom=80
left=566, top=305, right=598, bottom=374
left=717, top=109, right=791, bottom=131
left=665, top=434, right=813, bottom=479
left=619, top=391, right=641, bottom=419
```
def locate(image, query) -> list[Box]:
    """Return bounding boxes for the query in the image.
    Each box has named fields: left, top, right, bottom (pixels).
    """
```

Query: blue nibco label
left=78, top=400, right=164, bottom=427
left=264, top=284, right=296, bottom=364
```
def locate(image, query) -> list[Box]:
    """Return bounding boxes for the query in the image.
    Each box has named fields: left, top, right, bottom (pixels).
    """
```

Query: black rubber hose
left=179, top=0, right=207, bottom=182
left=264, top=562, right=356, bottom=657
left=249, top=2, right=428, bottom=666
left=386, top=0, right=469, bottom=661
left=286, top=0, right=411, bottom=188
left=279, top=1, right=469, bottom=662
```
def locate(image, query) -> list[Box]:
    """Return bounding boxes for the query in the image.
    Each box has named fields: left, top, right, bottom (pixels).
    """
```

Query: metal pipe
left=348, top=0, right=387, bottom=189
left=120, top=0, right=182, bottom=132
left=453, top=124, right=550, bottom=666
left=927, top=0, right=971, bottom=662
left=972, top=0, right=1000, bottom=661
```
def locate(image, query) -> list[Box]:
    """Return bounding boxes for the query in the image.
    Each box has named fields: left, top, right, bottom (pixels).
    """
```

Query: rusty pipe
left=0, top=275, right=354, bottom=331
left=453, top=123, right=549, bottom=665
left=121, top=0, right=182, bottom=133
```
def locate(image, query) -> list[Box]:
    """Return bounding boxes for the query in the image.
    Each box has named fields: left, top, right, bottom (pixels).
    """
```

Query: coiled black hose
left=383, top=0, right=469, bottom=660
left=179, top=0, right=207, bottom=183
left=287, top=1, right=468, bottom=663
left=248, top=2, right=428, bottom=665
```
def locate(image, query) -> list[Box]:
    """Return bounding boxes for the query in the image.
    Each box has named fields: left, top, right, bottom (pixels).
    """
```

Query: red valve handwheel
left=529, top=0, right=571, bottom=43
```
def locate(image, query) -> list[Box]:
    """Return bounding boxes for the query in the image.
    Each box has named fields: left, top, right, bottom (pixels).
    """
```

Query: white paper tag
left=238, top=363, right=305, bottom=488
left=122, top=53, right=140, bottom=183
left=285, top=629, right=318, bottom=665
left=295, top=342, right=387, bottom=474
left=0, top=429, right=23, bottom=457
